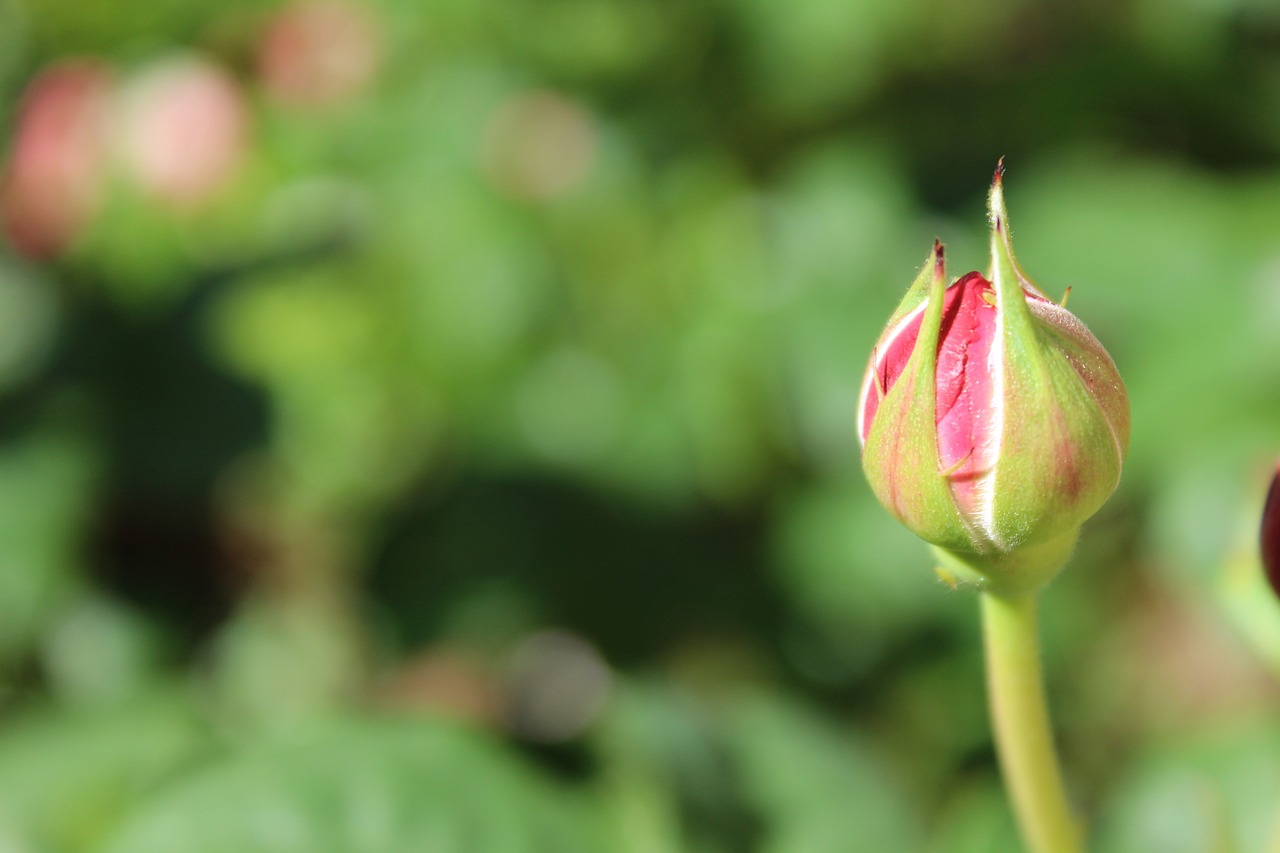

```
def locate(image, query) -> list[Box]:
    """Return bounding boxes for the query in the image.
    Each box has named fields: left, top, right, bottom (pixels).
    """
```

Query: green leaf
left=97, top=717, right=605, bottom=853
left=0, top=692, right=208, bottom=851
left=727, top=694, right=923, bottom=853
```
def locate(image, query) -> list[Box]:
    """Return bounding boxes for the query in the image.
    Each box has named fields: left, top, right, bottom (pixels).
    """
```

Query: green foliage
left=98, top=719, right=606, bottom=853
left=0, top=693, right=208, bottom=849
left=0, top=0, right=1278, bottom=849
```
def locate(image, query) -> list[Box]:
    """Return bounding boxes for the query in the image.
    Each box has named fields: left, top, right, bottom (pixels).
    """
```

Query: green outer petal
left=881, top=243, right=943, bottom=334
left=859, top=245, right=945, bottom=445
left=1028, top=301, right=1130, bottom=460
left=987, top=176, right=1050, bottom=301
left=988, top=339, right=1123, bottom=549
left=863, top=244, right=974, bottom=552
left=986, top=179, right=1126, bottom=552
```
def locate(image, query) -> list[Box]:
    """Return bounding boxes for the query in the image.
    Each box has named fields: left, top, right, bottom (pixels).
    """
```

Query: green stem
left=981, top=591, right=1082, bottom=853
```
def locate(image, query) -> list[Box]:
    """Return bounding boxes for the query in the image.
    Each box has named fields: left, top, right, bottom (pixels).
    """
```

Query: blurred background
left=0, top=0, right=1279, bottom=850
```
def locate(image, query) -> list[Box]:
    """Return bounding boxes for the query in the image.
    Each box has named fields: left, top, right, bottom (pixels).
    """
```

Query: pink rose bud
left=1263, top=463, right=1280, bottom=599
left=119, top=56, right=248, bottom=208
left=0, top=60, right=114, bottom=258
left=858, top=163, right=1129, bottom=593
left=257, top=0, right=381, bottom=109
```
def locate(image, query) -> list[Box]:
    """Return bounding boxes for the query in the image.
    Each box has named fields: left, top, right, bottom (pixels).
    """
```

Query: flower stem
left=981, top=590, right=1082, bottom=853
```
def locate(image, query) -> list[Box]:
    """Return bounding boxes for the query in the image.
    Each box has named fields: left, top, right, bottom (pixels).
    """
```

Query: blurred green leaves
left=0, top=692, right=207, bottom=850
left=0, top=434, right=96, bottom=663
left=99, top=719, right=606, bottom=853
left=728, top=695, right=922, bottom=852
left=0, top=0, right=1278, bottom=850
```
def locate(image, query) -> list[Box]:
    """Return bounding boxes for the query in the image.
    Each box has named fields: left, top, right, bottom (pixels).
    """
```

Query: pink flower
left=119, top=55, right=248, bottom=208
left=257, top=0, right=380, bottom=109
left=861, top=266, right=1011, bottom=518
left=0, top=60, right=114, bottom=258
left=858, top=165, right=1129, bottom=592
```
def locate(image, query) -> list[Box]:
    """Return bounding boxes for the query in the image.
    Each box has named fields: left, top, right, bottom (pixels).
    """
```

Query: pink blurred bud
left=257, top=0, right=380, bottom=108
left=119, top=56, right=249, bottom=208
left=1, top=60, right=114, bottom=258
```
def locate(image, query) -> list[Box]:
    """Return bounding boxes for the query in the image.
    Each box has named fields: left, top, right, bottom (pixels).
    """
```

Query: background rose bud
left=858, top=168, right=1130, bottom=593
left=0, top=60, right=114, bottom=258
left=257, top=0, right=381, bottom=109
left=1263, top=463, right=1280, bottom=598
left=118, top=55, right=248, bottom=208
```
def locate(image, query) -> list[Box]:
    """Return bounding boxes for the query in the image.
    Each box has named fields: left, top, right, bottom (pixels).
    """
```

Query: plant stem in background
left=981, top=591, right=1082, bottom=853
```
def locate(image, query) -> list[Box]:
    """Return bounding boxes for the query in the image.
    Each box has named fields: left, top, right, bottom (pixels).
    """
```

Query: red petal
left=935, top=273, right=997, bottom=474
left=861, top=273, right=999, bottom=489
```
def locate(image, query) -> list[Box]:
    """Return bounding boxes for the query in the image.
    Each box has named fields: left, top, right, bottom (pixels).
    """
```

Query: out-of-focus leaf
left=1097, top=725, right=1280, bottom=853
left=770, top=478, right=952, bottom=680
left=98, top=717, right=605, bottom=853
left=766, top=142, right=912, bottom=471
left=41, top=594, right=167, bottom=707
left=0, top=692, right=209, bottom=851
left=727, top=694, right=924, bottom=853
left=0, top=259, right=59, bottom=390
left=593, top=683, right=712, bottom=853
left=732, top=0, right=916, bottom=119
left=203, top=592, right=365, bottom=733
left=926, top=781, right=1020, bottom=853
left=0, top=434, right=96, bottom=661
left=495, top=0, right=680, bottom=83
left=0, top=0, right=26, bottom=88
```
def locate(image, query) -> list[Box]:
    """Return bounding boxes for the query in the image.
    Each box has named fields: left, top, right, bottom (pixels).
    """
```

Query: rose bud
left=257, top=0, right=381, bottom=109
left=1262, top=463, right=1280, bottom=599
left=0, top=60, right=115, bottom=258
left=857, top=164, right=1129, bottom=594
left=118, top=55, right=248, bottom=208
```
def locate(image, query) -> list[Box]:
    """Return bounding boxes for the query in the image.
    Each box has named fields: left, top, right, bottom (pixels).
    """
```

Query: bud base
left=931, top=528, right=1079, bottom=597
